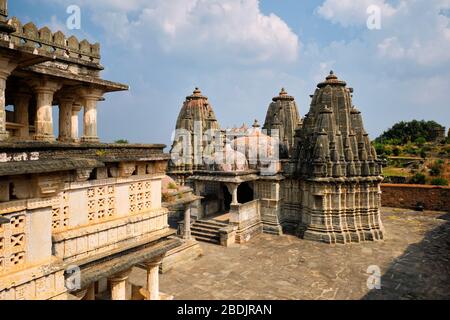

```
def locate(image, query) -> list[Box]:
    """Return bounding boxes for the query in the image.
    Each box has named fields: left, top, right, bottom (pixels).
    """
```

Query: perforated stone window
left=129, top=181, right=152, bottom=214
left=87, top=185, right=116, bottom=222
left=0, top=212, right=28, bottom=273
left=52, top=191, right=69, bottom=231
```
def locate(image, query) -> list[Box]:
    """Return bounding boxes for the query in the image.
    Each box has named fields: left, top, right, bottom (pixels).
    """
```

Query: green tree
left=376, top=120, right=445, bottom=145
left=415, top=137, right=426, bottom=146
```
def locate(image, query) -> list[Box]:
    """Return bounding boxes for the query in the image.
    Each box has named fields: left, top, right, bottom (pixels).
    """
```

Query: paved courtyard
left=131, top=208, right=450, bottom=300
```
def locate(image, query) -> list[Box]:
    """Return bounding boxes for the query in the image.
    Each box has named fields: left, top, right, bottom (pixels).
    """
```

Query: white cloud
left=317, top=0, right=450, bottom=67
left=316, top=0, right=397, bottom=27
left=48, top=0, right=300, bottom=63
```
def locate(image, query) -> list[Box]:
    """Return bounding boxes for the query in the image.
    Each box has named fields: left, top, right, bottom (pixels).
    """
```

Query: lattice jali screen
left=256, top=183, right=272, bottom=199
left=0, top=212, right=28, bottom=274
left=129, top=181, right=152, bottom=214
left=87, top=185, right=116, bottom=222
left=52, top=191, right=69, bottom=231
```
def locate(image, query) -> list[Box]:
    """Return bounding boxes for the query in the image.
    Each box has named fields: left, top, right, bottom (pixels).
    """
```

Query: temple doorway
left=222, top=185, right=232, bottom=212
left=238, top=182, right=254, bottom=204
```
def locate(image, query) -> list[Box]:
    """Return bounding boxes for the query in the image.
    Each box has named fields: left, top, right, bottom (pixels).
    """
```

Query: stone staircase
left=191, top=219, right=229, bottom=245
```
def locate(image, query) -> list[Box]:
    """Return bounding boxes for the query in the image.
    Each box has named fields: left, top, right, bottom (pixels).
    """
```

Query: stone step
left=192, top=234, right=220, bottom=244
left=191, top=223, right=223, bottom=232
left=191, top=230, right=220, bottom=239
left=196, top=220, right=228, bottom=228
left=191, top=226, right=219, bottom=235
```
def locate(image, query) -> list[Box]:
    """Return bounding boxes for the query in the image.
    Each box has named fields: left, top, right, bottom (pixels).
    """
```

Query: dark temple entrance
left=238, top=182, right=254, bottom=204
left=222, top=185, right=232, bottom=212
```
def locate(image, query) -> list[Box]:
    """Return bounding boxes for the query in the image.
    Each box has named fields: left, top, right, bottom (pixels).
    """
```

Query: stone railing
left=229, top=200, right=262, bottom=243
left=6, top=17, right=100, bottom=65
left=51, top=175, right=168, bottom=262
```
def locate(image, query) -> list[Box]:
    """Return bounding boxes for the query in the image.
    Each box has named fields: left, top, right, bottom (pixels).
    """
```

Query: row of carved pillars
left=77, top=258, right=162, bottom=301
left=0, top=54, right=102, bottom=142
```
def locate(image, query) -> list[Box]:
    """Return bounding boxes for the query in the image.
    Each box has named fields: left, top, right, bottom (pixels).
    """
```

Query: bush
left=414, top=137, right=427, bottom=146
left=420, top=149, right=427, bottom=158
left=410, top=173, right=426, bottom=184
left=430, top=178, right=448, bottom=186
left=114, top=139, right=129, bottom=144
left=429, top=161, right=443, bottom=176
left=392, top=147, right=401, bottom=156
left=168, top=182, right=178, bottom=190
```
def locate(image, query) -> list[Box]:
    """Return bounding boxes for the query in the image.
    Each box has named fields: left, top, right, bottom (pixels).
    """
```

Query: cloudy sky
left=11, top=0, right=450, bottom=147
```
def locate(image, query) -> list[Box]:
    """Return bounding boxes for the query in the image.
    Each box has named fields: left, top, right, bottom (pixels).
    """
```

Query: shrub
left=420, top=149, right=427, bottom=158
left=168, top=182, right=178, bottom=190
left=430, top=178, right=448, bottom=186
left=410, top=173, right=426, bottom=184
left=114, top=139, right=129, bottom=144
left=392, top=147, right=401, bottom=156
left=429, top=161, right=443, bottom=176
left=414, top=137, right=426, bottom=146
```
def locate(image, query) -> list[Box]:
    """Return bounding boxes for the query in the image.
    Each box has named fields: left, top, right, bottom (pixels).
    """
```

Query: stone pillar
left=108, top=269, right=132, bottom=301
left=184, top=204, right=192, bottom=240
left=143, top=259, right=162, bottom=300
left=14, top=93, right=31, bottom=139
left=0, top=55, right=17, bottom=141
left=58, top=96, right=75, bottom=142
left=30, top=79, right=61, bottom=141
left=227, top=183, right=240, bottom=205
left=84, top=283, right=96, bottom=300
left=71, top=104, right=82, bottom=142
left=78, top=88, right=103, bottom=143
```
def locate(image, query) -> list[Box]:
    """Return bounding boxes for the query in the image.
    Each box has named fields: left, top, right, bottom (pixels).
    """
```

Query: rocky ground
left=130, top=208, right=450, bottom=300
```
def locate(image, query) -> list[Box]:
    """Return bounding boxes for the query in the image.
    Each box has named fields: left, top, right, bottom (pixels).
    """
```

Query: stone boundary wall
left=381, top=184, right=450, bottom=211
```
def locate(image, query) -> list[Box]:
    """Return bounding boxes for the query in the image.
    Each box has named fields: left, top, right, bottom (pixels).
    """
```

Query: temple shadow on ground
left=363, top=212, right=450, bottom=300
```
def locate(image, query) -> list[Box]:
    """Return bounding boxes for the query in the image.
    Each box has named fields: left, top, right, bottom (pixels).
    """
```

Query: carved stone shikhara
left=285, top=71, right=384, bottom=243
left=263, top=88, right=302, bottom=158
left=168, top=88, right=220, bottom=185
left=170, top=72, right=384, bottom=245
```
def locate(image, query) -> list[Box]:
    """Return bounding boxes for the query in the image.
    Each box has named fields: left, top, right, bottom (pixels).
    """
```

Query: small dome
left=272, top=87, right=295, bottom=102
left=317, top=70, right=347, bottom=88
left=231, top=127, right=280, bottom=164
left=208, top=144, right=248, bottom=172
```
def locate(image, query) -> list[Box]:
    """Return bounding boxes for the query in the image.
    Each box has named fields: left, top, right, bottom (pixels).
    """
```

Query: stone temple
left=0, top=0, right=386, bottom=301
left=168, top=73, right=384, bottom=245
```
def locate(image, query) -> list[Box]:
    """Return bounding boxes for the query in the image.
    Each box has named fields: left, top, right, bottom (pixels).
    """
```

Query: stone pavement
left=130, top=208, right=450, bottom=300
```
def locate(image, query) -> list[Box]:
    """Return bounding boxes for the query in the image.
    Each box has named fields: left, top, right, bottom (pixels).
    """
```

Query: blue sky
left=10, top=0, right=450, bottom=147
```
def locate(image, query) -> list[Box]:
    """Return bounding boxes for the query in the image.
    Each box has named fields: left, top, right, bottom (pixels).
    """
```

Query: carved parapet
left=147, top=160, right=168, bottom=175
left=33, top=174, right=64, bottom=197
left=7, top=17, right=101, bottom=65
left=75, top=168, right=93, bottom=182
left=119, top=162, right=136, bottom=177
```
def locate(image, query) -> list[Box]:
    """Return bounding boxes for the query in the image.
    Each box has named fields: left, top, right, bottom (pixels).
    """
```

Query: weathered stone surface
left=284, top=71, right=384, bottom=244
left=150, top=208, right=449, bottom=300
left=263, top=88, right=302, bottom=158
left=169, top=88, right=220, bottom=185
